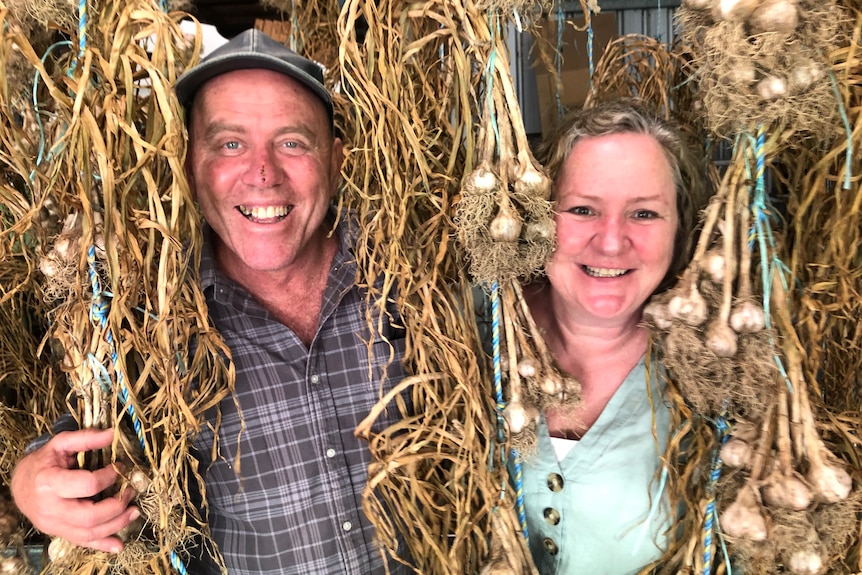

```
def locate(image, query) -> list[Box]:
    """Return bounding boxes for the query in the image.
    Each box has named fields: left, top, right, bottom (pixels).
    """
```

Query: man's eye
left=223, top=141, right=240, bottom=150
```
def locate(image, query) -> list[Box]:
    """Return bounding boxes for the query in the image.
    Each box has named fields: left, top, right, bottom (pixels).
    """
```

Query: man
left=10, top=29, right=409, bottom=574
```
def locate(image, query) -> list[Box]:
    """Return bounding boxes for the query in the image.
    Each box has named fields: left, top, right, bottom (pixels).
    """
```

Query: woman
left=517, top=98, right=706, bottom=574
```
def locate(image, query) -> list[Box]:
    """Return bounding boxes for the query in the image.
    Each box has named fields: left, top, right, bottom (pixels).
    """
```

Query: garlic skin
left=719, top=437, right=752, bottom=468
left=720, top=489, right=768, bottom=541
left=682, top=0, right=715, bottom=9
left=489, top=201, right=523, bottom=243
left=503, top=400, right=536, bottom=435
left=39, top=253, right=61, bottom=278
left=703, top=250, right=727, bottom=283
left=540, top=375, right=562, bottom=396
left=756, top=76, right=787, bottom=100
left=786, top=549, right=824, bottom=575
left=729, top=301, right=766, bottom=333
left=788, top=61, right=825, bottom=94
left=517, top=358, right=537, bottom=378
left=668, top=284, right=708, bottom=326
left=760, top=472, right=813, bottom=510
left=706, top=318, right=739, bottom=357
left=48, top=537, right=75, bottom=562
left=712, top=0, right=760, bottom=21
left=129, top=468, right=151, bottom=494
left=522, top=219, right=556, bottom=243
left=464, top=164, right=500, bottom=194
left=643, top=301, right=672, bottom=330
left=726, top=62, right=757, bottom=85
left=514, top=163, right=552, bottom=200
left=808, top=459, right=852, bottom=503
left=748, top=0, right=799, bottom=34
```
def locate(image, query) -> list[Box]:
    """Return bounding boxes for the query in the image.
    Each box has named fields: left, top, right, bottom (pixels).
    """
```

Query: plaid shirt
left=191, top=216, right=410, bottom=575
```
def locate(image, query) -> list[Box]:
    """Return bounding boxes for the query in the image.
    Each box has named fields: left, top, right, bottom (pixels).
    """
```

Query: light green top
left=517, top=355, right=671, bottom=575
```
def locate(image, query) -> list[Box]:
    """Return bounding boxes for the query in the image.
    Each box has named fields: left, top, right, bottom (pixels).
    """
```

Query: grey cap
left=175, top=28, right=333, bottom=124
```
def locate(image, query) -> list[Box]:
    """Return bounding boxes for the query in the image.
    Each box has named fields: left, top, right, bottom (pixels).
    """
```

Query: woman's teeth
left=583, top=266, right=629, bottom=278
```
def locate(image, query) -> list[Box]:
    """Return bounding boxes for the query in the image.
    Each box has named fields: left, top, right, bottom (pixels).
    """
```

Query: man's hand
left=10, top=428, right=139, bottom=554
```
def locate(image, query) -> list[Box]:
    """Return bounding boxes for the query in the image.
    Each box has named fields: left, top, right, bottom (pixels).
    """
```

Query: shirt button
left=547, top=473, right=564, bottom=492
left=326, top=448, right=336, bottom=458
left=342, top=521, right=353, bottom=532
left=543, top=537, right=558, bottom=555
left=543, top=507, right=560, bottom=525
left=310, top=374, right=320, bottom=384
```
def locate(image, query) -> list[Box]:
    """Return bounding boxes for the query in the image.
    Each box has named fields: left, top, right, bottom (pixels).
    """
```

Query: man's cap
left=174, top=28, right=333, bottom=124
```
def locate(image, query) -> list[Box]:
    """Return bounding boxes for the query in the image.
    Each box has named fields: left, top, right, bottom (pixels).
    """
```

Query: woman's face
left=546, top=132, right=678, bottom=327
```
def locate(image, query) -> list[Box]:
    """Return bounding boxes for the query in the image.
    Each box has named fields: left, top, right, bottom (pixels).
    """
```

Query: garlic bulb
left=48, top=537, right=75, bottom=562
left=760, top=472, right=812, bottom=510
left=712, top=0, right=760, bottom=21
left=668, top=284, right=708, bottom=326
left=489, top=198, right=523, bottom=243
left=720, top=487, right=768, bottom=541
left=540, top=375, right=562, bottom=396
left=503, top=400, right=536, bottom=435
left=682, top=0, right=714, bottom=9
left=643, top=300, right=672, bottom=330
left=787, top=549, right=823, bottom=575
left=464, top=163, right=499, bottom=194
left=522, top=219, right=555, bottom=243
left=730, top=300, right=766, bottom=333
left=748, top=0, right=799, bottom=34
left=756, top=76, right=787, bottom=100
left=703, top=249, right=727, bottom=283
left=513, top=162, right=552, bottom=200
left=719, top=437, right=752, bottom=468
left=808, top=459, right=852, bottom=503
left=788, top=61, right=825, bottom=94
left=706, top=318, right=738, bottom=357
left=517, top=358, right=537, bottom=378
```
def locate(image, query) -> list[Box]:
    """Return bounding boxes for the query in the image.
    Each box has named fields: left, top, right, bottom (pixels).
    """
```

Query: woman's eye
left=567, top=206, right=593, bottom=216
left=633, top=209, right=659, bottom=219
left=223, top=141, right=240, bottom=150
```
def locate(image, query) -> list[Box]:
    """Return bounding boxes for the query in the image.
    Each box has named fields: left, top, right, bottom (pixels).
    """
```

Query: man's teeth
left=584, top=266, right=628, bottom=278
left=238, top=205, right=291, bottom=219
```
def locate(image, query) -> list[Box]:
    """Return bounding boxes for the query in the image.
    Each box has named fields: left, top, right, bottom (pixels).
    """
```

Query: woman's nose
left=595, top=217, right=626, bottom=254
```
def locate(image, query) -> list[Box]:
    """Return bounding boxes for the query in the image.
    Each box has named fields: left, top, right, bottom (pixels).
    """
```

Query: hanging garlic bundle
left=454, top=16, right=554, bottom=286
left=675, top=0, right=847, bottom=139
left=644, top=147, right=772, bottom=420
left=496, top=280, right=580, bottom=454
left=709, top=271, right=855, bottom=575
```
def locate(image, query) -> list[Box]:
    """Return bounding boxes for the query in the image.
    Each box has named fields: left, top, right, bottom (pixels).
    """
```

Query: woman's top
left=517, top=355, right=672, bottom=575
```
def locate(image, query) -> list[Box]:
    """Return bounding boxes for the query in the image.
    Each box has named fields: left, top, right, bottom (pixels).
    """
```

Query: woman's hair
left=535, top=98, right=708, bottom=293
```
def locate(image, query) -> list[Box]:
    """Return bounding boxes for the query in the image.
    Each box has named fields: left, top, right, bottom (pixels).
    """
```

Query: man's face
left=186, top=68, right=343, bottom=279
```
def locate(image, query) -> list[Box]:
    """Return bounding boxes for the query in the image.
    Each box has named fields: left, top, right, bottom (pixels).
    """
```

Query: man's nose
left=242, top=147, right=283, bottom=187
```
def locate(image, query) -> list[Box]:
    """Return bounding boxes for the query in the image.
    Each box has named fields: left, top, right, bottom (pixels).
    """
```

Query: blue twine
left=30, top=41, right=72, bottom=182
left=87, top=245, right=147, bottom=450
left=826, top=69, right=853, bottom=190
left=485, top=13, right=502, bottom=154
left=701, top=415, right=730, bottom=575
left=742, top=128, right=795, bottom=393
left=170, top=550, right=188, bottom=574
left=587, top=18, right=594, bottom=82
left=511, top=449, right=528, bottom=539
left=489, top=282, right=529, bottom=540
